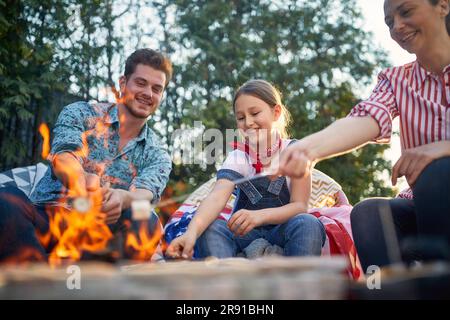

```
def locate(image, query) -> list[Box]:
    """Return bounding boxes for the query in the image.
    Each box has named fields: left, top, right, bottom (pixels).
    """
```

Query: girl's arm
left=258, top=174, right=311, bottom=225
left=185, top=179, right=235, bottom=238
left=166, top=178, right=235, bottom=259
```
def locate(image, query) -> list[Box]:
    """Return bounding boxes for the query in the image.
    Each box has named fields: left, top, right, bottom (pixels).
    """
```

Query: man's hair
left=124, top=48, right=173, bottom=86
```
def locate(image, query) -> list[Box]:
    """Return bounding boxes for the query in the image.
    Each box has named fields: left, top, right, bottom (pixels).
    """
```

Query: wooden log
left=0, top=256, right=349, bottom=299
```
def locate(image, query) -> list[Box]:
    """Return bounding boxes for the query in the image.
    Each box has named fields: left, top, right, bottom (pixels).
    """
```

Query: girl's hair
left=429, top=0, right=450, bottom=35
left=232, top=79, right=292, bottom=138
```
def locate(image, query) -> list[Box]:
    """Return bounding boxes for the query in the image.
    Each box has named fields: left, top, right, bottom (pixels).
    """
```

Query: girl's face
left=384, top=0, right=449, bottom=56
left=234, top=94, right=280, bottom=146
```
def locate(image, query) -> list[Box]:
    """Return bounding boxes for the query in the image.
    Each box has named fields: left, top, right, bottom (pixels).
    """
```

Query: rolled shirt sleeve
left=216, top=150, right=252, bottom=182
left=30, top=102, right=173, bottom=205
left=348, top=71, right=399, bottom=144
left=50, top=101, right=92, bottom=162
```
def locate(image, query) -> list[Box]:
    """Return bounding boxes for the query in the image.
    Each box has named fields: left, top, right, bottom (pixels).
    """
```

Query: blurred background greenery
left=0, top=0, right=397, bottom=213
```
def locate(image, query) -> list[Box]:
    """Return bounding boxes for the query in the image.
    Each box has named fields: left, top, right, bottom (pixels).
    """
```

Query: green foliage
left=0, top=0, right=396, bottom=204
left=0, top=0, right=75, bottom=168
left=0, top=0, right=124, bottom=170
left=159, top=0, right=395, bottom=203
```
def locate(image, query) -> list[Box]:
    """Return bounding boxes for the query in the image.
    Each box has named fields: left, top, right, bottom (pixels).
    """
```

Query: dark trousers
left=351, top=157, right=450, bottom=272
left=0, top=186, right=160, bottom=262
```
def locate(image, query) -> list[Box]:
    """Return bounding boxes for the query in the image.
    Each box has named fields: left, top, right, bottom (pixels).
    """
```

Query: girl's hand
left=392, top=141, right=450, bottom=187
left=227, top=209, right=265, bottom=237
left=166, top=232, right=197, bottom=259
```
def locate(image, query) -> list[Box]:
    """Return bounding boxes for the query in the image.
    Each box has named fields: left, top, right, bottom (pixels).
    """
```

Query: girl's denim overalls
left=196, top=166, right=326, bottom=258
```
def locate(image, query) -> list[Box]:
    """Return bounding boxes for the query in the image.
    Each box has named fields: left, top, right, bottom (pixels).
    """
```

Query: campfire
left=32, top=122, right=163, bottom=267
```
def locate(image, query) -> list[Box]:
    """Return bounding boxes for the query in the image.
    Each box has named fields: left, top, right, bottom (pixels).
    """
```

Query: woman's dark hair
left=429, top=0, right=450, bottom=35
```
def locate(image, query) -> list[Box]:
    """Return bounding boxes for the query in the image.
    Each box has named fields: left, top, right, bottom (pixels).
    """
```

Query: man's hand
left=101, top=188, right=124, bottom=224
left=83, top=173, right=110, bottom=210
left=166, top=232, right=197, bottom=259
left=227, top=209, right=265, bottom=237
left=278, top=141, right=315, bottom=178
left=392, top=141, right=450, bottom=187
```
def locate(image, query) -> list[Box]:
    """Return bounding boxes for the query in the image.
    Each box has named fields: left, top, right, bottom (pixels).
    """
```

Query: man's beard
left=124, top=97, right=154, bottom=119
left=128, top=105, right=150, bottom=119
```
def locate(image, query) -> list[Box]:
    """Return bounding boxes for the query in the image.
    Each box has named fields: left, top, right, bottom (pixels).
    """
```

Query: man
left=0, top=48, right=173, bottom=261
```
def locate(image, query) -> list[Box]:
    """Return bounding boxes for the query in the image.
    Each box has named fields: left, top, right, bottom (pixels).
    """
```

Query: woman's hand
left=278, top=141, right=315, bottom=179
left=227, top=209, right=265, bottom=237
left=392, top=141, right=450, bottom=187
left=165, top=231, right=197, bottom=259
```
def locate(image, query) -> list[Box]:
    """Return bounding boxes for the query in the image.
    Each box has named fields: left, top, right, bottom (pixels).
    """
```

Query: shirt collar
left=444, top=64, right=450, bottom=74
left=135, top=122, right=149, bottom=142
left=104, top=104, right=119, bottom=124
left=412, top=61, right=450, bottom=90
left=412, top=61, right=429, bottom=90
left=104, top=104, right=149, bottom=142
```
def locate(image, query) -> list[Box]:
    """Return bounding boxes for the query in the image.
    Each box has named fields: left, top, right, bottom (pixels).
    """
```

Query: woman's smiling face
left=384, top=0, right=449, bottom=55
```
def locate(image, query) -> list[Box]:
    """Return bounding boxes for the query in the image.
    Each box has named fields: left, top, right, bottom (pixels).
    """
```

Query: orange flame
left=1, top=247, right=45, bottom=265
left=36, top=187, right=113, bottom=266
left=35, top=121, right=115, bottom=267
left=32, top=112, right=162, bottom=266
left=125, top=221, right=163, bottom=261
left=38, top=202, right=113, bottom=266
left=38, top=123, right=50, bottom=159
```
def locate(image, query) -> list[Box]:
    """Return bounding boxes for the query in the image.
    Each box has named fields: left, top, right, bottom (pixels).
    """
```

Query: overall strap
left=267, top=176, right=286, bottom=195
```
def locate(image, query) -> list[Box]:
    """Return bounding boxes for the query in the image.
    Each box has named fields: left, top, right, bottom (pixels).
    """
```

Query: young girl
left=279, top=0, right=450, bottom=270
left=166, top=79, right=325, bottom=259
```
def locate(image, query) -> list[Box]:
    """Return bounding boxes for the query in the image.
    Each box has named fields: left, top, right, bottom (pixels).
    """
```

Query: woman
left=279, top=0, right=450, bottom=271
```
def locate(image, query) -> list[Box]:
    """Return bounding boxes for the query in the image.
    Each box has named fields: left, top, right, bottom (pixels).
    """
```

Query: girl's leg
left=196, top=219, right=240, bottom=258
left=267, top=214, right=326, bottom=256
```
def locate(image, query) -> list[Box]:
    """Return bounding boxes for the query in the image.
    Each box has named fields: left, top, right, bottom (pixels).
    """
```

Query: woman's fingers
left=391, top=156, right=405, bottom=186
left=279, top=141, right=313, bottom=178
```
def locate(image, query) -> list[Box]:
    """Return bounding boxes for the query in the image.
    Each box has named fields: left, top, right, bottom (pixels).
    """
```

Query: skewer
left=70, top=171, right=278, bottom=217
left=378, top=201, right=404, bottom=269
left=229, top=171, right=275, bottom=185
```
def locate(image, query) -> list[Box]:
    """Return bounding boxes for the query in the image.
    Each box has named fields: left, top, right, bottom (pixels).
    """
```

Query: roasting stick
left=70, top=171, right=278, bottom=217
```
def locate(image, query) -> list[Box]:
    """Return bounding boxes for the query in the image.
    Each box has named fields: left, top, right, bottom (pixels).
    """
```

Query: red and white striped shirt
left=349, top=61, right=450, bottom=199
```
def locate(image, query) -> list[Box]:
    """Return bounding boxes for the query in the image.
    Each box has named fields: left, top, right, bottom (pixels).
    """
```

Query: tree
left=0, top=0, right=128, bottom=170
left=160, top=0, right=394, bottom=203
left=0, top=0, right=396, bottom=205
left=0, top=0, right=75, bottom=170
